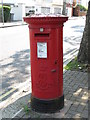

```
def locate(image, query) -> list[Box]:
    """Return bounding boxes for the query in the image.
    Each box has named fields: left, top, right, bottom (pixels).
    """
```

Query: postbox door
left=30, top=28, right=62, bottom=99
left=47, top=28, right=62, bottom=98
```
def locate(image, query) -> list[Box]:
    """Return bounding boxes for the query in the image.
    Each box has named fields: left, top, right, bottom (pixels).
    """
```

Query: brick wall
left=73, top=6, right=80, bottom=16
left=73, top=6, right=87, bottom=16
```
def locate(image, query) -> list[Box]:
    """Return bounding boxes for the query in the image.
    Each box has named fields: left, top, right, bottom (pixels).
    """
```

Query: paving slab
left=1, top=70, right=88, bottom=119
left=17, top=99, right=72, bottom=119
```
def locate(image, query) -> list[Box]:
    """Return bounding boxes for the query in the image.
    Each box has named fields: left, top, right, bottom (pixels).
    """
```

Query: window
left=41, top=7, right=50, bottom=14
left=54, top=8, right=61, bottom=14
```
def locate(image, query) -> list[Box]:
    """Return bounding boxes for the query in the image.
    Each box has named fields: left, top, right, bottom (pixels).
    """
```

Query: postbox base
left=31, top=95, right=64, bottom=113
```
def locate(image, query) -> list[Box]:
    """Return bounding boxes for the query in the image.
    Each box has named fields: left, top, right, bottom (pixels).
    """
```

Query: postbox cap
left=23, top=14, right=68, bottom=25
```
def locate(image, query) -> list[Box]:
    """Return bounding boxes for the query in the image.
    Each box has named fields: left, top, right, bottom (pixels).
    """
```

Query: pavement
left=9, top=71, right=89, bottom=119
left=0, top=21, right=27, bottom=28
left=0, top=19, right=89, bottom=119
left=1, top=70, right=88, bottom=119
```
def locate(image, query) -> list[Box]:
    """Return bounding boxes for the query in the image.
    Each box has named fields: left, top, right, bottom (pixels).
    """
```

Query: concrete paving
left=0, top=21, right=26, bottom=28
left=1, top=70, right=88, bottom=119
left=0, top=17, right=88, bottom=119
left=22, top=70, right=88, bottom=119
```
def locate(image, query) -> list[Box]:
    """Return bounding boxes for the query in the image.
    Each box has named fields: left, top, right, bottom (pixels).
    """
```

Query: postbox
left=24, top=15, right=68, bottom=113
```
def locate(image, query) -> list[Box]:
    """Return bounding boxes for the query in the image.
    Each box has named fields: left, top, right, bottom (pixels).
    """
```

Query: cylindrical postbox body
left=24, top=15, right=68, bottom=113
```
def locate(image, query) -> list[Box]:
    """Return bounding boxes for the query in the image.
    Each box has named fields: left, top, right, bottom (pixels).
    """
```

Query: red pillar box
left=24, top=15, right=68, bottom=113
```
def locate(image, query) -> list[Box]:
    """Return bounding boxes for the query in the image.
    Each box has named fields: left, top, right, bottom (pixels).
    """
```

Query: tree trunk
left=77, top=1, right=90, bottom=64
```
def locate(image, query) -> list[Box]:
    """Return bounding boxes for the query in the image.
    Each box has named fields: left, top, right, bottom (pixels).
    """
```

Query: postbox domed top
left=23, top=14, right=68, bottom=25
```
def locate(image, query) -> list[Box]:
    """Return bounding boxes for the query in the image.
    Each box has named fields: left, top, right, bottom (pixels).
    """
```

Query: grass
left=64, top=57, right=88, bottom=72
left=23, top=104, right=42, bottom=118
left=23, top=105, right=30, bottom=114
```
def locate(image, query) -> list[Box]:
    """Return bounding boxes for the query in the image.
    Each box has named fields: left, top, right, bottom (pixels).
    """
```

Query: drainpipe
left=2, top=0, right=4, bottom=25
left=62, top=0, right=67, bottom=15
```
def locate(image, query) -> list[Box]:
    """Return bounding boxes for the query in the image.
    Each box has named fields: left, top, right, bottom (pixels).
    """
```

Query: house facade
left=72, top=0, right=89, bottom=16
left=0, top=0, right=75, bottom=21
left=81, top=0, right=89, bottom=8
left=65, top=0, right=73, bottom=17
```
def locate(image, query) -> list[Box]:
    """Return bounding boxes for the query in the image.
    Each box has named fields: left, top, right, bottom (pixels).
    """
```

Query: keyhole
left=55, top=60, right=57, bottom=64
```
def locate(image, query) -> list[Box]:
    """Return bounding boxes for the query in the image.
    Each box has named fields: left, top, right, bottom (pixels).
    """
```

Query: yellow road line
left=0, top=88, right=16, bottom=101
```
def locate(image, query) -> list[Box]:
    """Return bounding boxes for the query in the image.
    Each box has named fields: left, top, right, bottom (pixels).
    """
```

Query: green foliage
left=64, top=57, right=88, bottom=71
left=0, top=7, right=2, bottom=22
left=0, top=8, right=2, bottom=16
left=23, top=105, right=30, bottom=114
left=0, top=5, right=11, bottom=22
left=77, top=4, right=87, bottom=11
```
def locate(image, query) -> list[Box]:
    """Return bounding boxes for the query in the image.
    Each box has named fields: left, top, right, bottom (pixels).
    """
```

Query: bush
left=77, top=4, right=87, bottom=11
left=0, top=5, right=11, bottom=22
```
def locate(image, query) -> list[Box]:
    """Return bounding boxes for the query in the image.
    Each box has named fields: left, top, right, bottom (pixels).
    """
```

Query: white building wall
left=52, top=0, right=63, bottom=5
left=66, top=7, right=72, bottom=17
left=11, top=4, right=22, bottom=21
left=66, top=0, right=73, bottom=4
left=25, top=6, right=35, bottom=13
left=22, top=4, right=25, bottom=21
left=2, top=0, right=73, bottom=20
left=35, top=6, right=41, bottom=14
left=50, top=7, right=54, bottom=13
left=81, top=0, right=89, bottom=8
left=51, top=0, right=63, bottom=15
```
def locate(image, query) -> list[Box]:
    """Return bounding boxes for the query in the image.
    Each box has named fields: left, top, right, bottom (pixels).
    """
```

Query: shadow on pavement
left=2, top=93, right=31, bottom=119
left=64, top=36, right=82, bottom=46
left=63, top=48, right=77, bottom=56
left=1, top=49, right=30, bottom=101
left=71, top=25, right=85, bottom=33
left=1, top=70, right=88, bottom=119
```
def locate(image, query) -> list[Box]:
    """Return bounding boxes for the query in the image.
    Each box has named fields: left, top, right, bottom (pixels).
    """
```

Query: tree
left=77, top=1, right=90, bottom=64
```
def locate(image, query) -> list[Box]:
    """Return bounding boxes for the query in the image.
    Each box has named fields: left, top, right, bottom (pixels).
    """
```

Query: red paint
left=24, top=15, right=68, bottom=99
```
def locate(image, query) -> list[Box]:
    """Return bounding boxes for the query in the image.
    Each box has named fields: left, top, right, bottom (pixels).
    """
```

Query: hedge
left=77, top=4, right=87, bottom=11
left=0, top=5, right=11, bottom=22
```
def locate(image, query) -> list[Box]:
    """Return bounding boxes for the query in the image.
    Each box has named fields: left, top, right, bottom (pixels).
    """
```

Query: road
left=0, top=17, right=85, bottom=118
left=0, top=25, right=30, bottom=60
